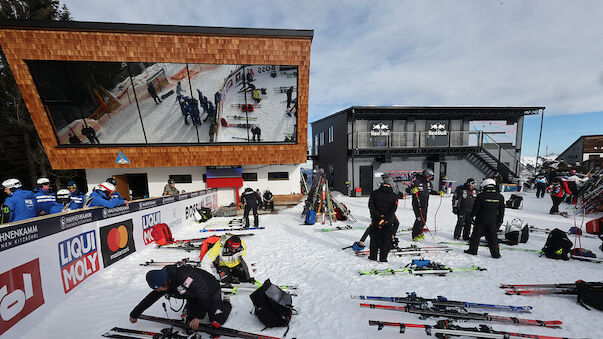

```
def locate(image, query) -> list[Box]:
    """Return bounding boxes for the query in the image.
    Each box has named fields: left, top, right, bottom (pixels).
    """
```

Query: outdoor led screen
left=27, top=60, right=298, bottom=145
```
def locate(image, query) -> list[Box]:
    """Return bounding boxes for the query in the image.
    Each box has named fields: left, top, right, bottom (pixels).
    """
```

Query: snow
left=25, top=192, right=602, bottom=338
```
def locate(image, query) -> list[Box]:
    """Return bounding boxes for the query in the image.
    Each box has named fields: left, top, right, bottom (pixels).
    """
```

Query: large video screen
left=27, top=61, right=298, bottom=145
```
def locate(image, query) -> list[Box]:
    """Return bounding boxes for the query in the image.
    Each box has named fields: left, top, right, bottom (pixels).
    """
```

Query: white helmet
left=99, top=182, right=116, bottom=194
left=56, top=189, right=71, bottom=199
left=37, top=177, right=50, bottom=185
left=2, top=178, right=22, bottom=190
left=481, top=178, right=496, bottom=188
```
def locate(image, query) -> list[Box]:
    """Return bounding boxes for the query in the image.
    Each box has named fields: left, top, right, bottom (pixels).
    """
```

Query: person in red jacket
left=549, top=177, right=568, bottom=215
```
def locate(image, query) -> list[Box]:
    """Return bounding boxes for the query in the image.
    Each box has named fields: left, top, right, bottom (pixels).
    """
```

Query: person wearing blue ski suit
left=33, top=177, right=63, bottom=215
left=67, top=181, right=85, bottom=210
left=2, top=179, right=38, bottom=222
left=88, top=183, right=126, bottom=208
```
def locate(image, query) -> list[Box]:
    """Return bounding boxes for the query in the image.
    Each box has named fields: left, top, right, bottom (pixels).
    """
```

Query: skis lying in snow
left=313, top=225, right=365, bottom=232
left=440, top=241, right=542, bottom=253
left=103, top=327, right=187, bottom=338
left=221, top=281, right=298, bottom=296
left=501, top=281, right=603, bottom=296
left=501, top=282, right=591, bottom=289
left=157, top=234, right=256, bottom=250
left=359, top=265, right=486, bottom=276
left=529, top=226, right=598, bottom=239
left=356, top=245, right=451, bottom=257
left=369, top=320, right=577, bottom=339
left=200, top=227, right=264, bottom=232
left=138, top=314, right=283, bottom=339
left=505, top=289, right=578, bottom=296
left=140, top=258, right=203, bottom=267
left=227, top=115, right=258, bottom=120
left=351, top=293, right=532, bottom=312
left=360, top=304, right=562, bottom=328
left=570, top=254, right=603, bottom=263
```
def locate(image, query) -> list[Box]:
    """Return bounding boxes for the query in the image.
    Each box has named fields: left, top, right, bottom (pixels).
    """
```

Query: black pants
left=244, top=204, right=258, bottom=227
left=264, top=201, right=274, bottom=211
left=411, top=201, right=428, bottom=238
left=536, top=184, right=546, bottom=198
left=550, top=196, right=563, bottom=214
left=186, top=289, right=231, bottom=325
left=217, top=260, right=252, bottom=283
left=151, top=94, right=162, bottom=103
left=468, top=222, right=500, bottom=257
left=368, top=228, right=392, bottom=261
left=454, top=211, right=472, bottom=240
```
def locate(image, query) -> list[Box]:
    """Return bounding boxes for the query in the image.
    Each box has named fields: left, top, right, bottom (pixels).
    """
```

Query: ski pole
left=434, top=191, right=443, bottom=237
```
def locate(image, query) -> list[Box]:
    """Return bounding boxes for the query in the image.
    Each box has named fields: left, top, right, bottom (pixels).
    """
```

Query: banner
left=58, top=230, right=100, bottom=294
left=99, top=220, right=136, bottom=268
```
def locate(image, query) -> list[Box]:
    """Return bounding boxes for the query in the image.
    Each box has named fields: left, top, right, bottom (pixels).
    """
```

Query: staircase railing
left=479, top=132, right=521, bottom=180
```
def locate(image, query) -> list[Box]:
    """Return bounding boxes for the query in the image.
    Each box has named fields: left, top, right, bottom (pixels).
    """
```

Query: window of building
left=242, top=172, right=258, bottom=181
left=314, top=134, right=319, bottom=154
left=320, top=132, right=325, bottom=146
left=328, top=126, right=334, bottom=143
left=169, top=174, right=192, bottom=183
left=268, top=172, right=289, bottom=180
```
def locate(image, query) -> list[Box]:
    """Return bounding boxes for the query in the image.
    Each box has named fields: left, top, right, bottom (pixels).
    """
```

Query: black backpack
left=541, top=228, right=573, bottom=260
left=194, top=207, right=212, bottom=223
left=505, top=194, right=523, bottom=209
left=576, top=281, right=603, bottom=311
left=250, top=279, right=295, bottom=335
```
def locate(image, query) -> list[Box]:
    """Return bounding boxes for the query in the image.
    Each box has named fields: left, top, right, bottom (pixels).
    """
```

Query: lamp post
left=534, top=109, right=545, bottom=174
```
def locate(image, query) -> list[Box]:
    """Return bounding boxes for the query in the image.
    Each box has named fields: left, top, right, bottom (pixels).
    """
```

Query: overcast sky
left=62, top=0, right=603, bottom=157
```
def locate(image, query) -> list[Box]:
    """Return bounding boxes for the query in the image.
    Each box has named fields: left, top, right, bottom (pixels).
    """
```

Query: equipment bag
left=304, top=210, right=317, bottom=225
left=198, top=236, right=221, bottom=261
left=194, top=207, right=212, bottom=223
left=335, top=206, right=347, bottom=221
left=151, top=223, right=174, bottom=245
left=505, top=194, right=523, bottom=209
left=571, top=248, right=596, bottom=258
left=576, top=281, right=603, bottom=311
left=250, top=279, right=295, bottom=335
left=569, top=227, right=582, bottom=235
left=411, top=259, right=431, bottom=268
left=504, top=220, right=529, bottom=245
left=586, top=218, right=602, bottom=234
left=541, top=228, right=573, bottom=260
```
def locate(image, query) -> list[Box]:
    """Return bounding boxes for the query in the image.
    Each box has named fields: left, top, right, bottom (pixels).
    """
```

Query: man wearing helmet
left=163, top=178, right=179, bottom=196
left=406, top=169, right=434, bottom=241
left=199, top=235, right=254, bottom=284
left=50, top=189, right=74, bottom=213
left=452, top=178, right=477, bottom=240
left=2, top=178, right=37, bottom=222
left=67, top=181, right=85, bottom=209
left=464, top=178, right=505, bottom=258
left=240, top=187, right=260, bottom=228
left=88, top=182, right=127, bottom=208
left=33, top=177, right=62, bottom=215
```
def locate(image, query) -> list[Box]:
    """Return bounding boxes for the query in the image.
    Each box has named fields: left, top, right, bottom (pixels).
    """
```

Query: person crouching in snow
left=356, top=179, right=398, bottom=262
left=200, top=235, right=254, bottom=284
left=130, top=264, right=231, bottom=330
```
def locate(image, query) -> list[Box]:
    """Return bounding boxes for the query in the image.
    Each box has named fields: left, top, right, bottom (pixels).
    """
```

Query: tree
left=0, top=1, right=83, bottom=194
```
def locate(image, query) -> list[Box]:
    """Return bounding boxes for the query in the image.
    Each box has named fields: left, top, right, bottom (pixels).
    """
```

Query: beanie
left=146, top=269, right=168, bottom=289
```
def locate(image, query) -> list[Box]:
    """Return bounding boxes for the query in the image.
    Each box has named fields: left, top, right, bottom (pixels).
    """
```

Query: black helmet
left=423, top=169, right=434, bottom=178
left=168, top=179, right=175, bottom=184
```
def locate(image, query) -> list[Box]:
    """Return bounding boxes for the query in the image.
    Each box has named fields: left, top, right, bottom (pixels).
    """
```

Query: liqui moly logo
left=0, top=259, right=45, bottom=335
left=142, top=212, right=161, bottom=245
left=58, top=230, right=99, bottom=294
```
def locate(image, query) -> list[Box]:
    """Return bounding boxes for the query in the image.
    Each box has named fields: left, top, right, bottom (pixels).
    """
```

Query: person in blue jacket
left=33, top=177, right=63, bottom=215
left=2, top=178, right=38, bottom=222
left=88, top=182, right=127, bottom=208
left=67, top=180, right=85, bottom=209
left=49, top=189, right=72, bottom=214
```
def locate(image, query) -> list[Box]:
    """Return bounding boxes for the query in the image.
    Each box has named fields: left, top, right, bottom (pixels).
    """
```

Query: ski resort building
left=311, top=106, right=544, bottom=195
left=0, top=20, right=312, bottom=205
left=556, top=134, right=603, bottom=170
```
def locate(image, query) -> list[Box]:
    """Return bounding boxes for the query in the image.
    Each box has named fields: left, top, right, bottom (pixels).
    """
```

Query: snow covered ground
left=25, top=192, right=602, bottom=338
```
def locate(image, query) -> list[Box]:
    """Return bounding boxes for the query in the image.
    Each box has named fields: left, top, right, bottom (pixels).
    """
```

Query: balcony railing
left=349, top=130, right=480, bottom=149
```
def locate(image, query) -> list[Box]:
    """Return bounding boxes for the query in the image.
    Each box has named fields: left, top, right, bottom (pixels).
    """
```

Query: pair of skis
left=200, top=227, right=264, bottom=233
left=359, top=263, right=486, bottom=276
left=500, top=281, right=601, bottom=296
left=355, top=245, right=451, bottom=257
left=360, top=303, right=562, bottom=328
left=529, top=225, right=599, bottom=240
left=103, top=327, right=187, bottom=339
left=369, top=320, right=578, bottom=339
left=313, top=225, right=365, bottom=232
left=351, top=293, right=533, bottom=312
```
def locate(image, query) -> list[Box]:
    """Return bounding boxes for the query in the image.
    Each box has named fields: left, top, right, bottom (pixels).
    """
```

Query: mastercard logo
left=106, top=225, right=129, bottom=252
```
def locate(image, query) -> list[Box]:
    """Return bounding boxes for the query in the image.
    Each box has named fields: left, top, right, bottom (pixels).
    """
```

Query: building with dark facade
left=556, top=134, right=603, bottom=170
left=311, top=106, right=544, bottom=195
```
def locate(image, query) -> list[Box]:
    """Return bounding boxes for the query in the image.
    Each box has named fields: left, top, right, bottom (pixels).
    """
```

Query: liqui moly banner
left=141, top=211, right=161, bottom=245
left=0, top=259, right=45, bottom=335
left=58, top=230, right=100, bottom=294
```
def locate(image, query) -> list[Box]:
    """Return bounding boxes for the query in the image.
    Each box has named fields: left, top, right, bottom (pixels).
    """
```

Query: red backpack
left=199, top=236, right=221, bottom=261
left=151, top=223, right=174, bottom=245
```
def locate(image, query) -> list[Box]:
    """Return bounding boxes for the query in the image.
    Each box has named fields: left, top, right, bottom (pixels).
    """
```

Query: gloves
left=411, top=187, right=419, bottom=194
left=352, top=242, right=365, bottom=251
left=438, top=191, right=444, bottom=197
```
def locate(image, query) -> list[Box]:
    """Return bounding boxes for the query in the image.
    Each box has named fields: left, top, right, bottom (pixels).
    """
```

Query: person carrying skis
left=2, top=178, right=37, bottom=222
left=452, top=178, right=477, bottom=240
left=130, top=264, right=231, bottom=330
left=240, top=187, right=260, bottom=228
left=147, top=82, right=162, bottom=104
left=464, top=178, right=505, bottom=259
left=535, top=175, right=547, bottom=198
left=406, top=169, right=433, bottom=241
left=200, top=235, right=254, bottom=284
left=356, top=179, right=398, bottom=262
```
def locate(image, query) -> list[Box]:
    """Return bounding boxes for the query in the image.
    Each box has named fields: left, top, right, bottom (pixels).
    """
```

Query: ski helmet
left=37, top=177, right=50, bottom=186
left=2, top=178, right=22, bottom=191
left=99, top=182, right=116, bottom=194
left=422, top=169, right=434, bottom=178
left=56, top=189, right=71, bottom=204
left=226, top=236, right=242, bottom=251
left=481, top=178, right=496, bottom=188
left=106, top=178, right=117, bottom=186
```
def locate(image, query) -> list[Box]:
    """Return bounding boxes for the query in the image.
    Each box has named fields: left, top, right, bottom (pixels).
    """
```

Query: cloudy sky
left=62, top=0, right=603, bottom=157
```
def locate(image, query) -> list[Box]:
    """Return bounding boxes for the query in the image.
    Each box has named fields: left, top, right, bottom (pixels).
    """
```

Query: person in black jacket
left=263, top=189, right=274, bottom=211
left=464, top=178, right=505, bottom=258
left=129, top=264, right=231, bottom=330
left=240, top=187, right=260, bottom=228
left=406, top=169, right=433, bottom=241
left=452, top=178, right=477, bottom=240
left=356, top=181, right=398, bottom=262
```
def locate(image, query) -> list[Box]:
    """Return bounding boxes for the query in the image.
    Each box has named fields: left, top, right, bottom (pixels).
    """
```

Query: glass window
left=242, top=172, right=258, bottom=181
left=169, top=174, right=193, bottom=183
left=320, top=132, right=324, bottom=146
left=268, top=172, right=289, bottom=180
left=328, top=126, right=334, bottom=143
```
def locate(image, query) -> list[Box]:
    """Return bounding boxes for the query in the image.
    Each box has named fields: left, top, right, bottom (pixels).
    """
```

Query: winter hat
left=67, top=181, right=77, bottom=188
left=146, top=269, right=168, bottom=289
left=466, top=178, right=475, bottom=185
left=226, top=236, right=242, bottom=250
